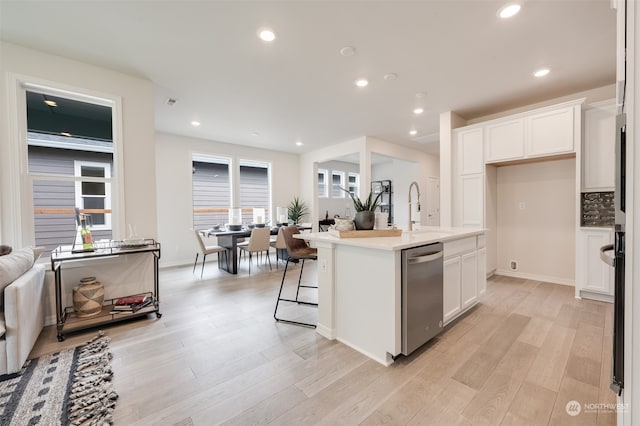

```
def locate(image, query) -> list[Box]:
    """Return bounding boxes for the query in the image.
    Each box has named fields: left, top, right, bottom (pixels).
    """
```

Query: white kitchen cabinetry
left=477, top=246, right=487, bottom=295
left=525, top=106, right=576, bottom=157
left=460, top=251, right=478, bottom=309
left=485, top=119, right=524, bottom=163
left=583, top=100, right=616, bottom=191
left=460, top=174, right=484, bottom=228
left=577, top=228, right=614, bottom=302
left=443, top=256, right=462, bottom=324
left=458, top=128, right=484, bottom=175
left=443, top=236, right=485, bottom=325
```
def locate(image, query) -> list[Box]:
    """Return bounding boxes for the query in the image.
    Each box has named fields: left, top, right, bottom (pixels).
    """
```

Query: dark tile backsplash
left=581, top=191, right=614, bottom=227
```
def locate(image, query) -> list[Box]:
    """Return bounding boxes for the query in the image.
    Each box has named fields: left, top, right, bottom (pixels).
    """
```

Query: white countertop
left=296, top=226, right=484, bottom=251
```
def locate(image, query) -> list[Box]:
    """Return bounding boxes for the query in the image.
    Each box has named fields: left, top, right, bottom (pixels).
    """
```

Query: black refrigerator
left=611, top=112, right=626, bottom=395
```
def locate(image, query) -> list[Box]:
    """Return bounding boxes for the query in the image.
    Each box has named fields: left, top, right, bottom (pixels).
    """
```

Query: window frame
left=348, top=172, right=360, bottom=198
left=74, top=160, right=112, bottom=230
left=5, top=75, right=124, bottom=251
left=331, top=171, right=345, bottom=198
left=317, top=168, right=329, bottom=198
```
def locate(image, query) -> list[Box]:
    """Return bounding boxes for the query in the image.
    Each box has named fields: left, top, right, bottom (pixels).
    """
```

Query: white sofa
left=0, top=248, right=46, bottom=375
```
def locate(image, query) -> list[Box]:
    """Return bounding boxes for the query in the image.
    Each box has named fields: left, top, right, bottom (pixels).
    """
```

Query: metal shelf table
left=50, top=239, right=161, bottom=341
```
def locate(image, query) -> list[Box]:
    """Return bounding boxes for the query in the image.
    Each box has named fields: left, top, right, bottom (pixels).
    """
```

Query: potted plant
left=288, top=196, right=308, bottom=224
left=341, top=187, right=383, bottom=230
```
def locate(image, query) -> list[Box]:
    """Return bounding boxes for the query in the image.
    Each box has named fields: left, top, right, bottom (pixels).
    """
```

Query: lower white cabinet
left=577, top=228, right=614, bottom=301
left=461, top=251, right=478, bottom=309
left=477, top=247, right=487, bottom=296
left=443, top=256, right=462, bottom=324
left=443, top=236, right=486, bottom=325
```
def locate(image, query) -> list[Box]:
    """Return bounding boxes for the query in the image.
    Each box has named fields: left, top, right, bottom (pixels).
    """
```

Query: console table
left=50, top=240, right=161, bottom=341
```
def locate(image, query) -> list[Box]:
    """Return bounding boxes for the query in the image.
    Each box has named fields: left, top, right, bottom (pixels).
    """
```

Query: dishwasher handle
left=407, top=251, right=443, bottom=264
left=600, top=243, right=615, bottom=267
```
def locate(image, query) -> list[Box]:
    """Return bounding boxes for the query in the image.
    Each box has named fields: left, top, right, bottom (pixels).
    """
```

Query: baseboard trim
left=335, top=337, right=393, bottom=366
left=579, top=290, right=614, bottom=303
left=494, top=270, right=575, bottom=287
left=316, top=323, right=336, bottom=340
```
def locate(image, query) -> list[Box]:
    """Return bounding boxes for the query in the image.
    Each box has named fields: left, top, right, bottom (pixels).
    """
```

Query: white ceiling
left=0, top=0, right=616, bottom=155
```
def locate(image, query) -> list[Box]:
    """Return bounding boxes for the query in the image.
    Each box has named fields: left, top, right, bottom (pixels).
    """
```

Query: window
left=25, top=89, right=116, bottom=255
left=348, top=172, right=360, bottom=198
left=318, top=169, right=328, bottom=198
left=74, top=161, right=111, bottom=229
left=331, top=171, right=345, bottom=198
left=239, top=160, right=270, bottom=224
left=192, top=155, right=231, bottom=229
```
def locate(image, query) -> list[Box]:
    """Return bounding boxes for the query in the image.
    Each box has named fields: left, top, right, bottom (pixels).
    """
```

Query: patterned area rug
left=0, top=331, right=118, bottom=425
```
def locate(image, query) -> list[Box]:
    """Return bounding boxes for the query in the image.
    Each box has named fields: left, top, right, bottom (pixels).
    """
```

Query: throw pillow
left=0, top=245, right=11, bottom=256
left=0, top=246, right=35, bottom=292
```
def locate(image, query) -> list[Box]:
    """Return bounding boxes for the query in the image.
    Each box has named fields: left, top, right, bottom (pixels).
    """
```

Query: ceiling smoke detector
left=165, top=97, right=178, bottom=106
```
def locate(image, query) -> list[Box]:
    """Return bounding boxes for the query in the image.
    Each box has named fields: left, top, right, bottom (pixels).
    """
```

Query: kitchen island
left=296, top=226, right=486, bottom=366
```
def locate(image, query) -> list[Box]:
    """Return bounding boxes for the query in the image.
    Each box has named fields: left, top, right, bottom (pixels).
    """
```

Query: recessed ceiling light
left=533, top=68, right=550, bottom=77
left=340, top=46, right=356, bottom=57
left=415, top=92, right=427, bottom=98
left=355, top=78, right=369, bottom=88
left=413, top=107, right=424, bottom=115
left=44, top=99, right=57, bottom=107
left=60, top=132, right=72, bottom=137
left=191, top=121, right=201, bottom=127
left=257, top=28, right=276, bottom=42
left=409, top=130, right=418, bottom=136
left=296, top=141, right=304, bottom=146
left=497, top=3, right=521, bottom=19
left=383, top=73, right=398, bottom=81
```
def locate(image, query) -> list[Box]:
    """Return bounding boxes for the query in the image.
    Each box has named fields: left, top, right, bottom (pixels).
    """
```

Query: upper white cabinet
left=525, top=106, right=576, bottom=157
left=583, top=100, right=616, bottom=191
left=485, top=119, right=524, bottom=163
left=479, top=101, right=581, bottom=165
left=458, top=128, right=484, bottom=175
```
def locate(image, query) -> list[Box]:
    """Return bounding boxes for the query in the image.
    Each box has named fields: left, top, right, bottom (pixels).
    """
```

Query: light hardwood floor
left=31, top=258, right=617, bottom=425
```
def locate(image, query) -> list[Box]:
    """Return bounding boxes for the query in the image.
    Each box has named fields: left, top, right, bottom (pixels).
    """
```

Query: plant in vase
left=340, top=187, right=383, bottom=230
left=288, top=197, right=308, bottom=224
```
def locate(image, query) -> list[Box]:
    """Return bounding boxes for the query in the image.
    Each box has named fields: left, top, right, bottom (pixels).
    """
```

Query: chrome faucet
left=408, top=181, right=421, bottom=231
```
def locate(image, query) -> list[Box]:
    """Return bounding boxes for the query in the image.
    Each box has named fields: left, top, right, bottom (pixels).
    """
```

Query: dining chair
left=193, top=230, right=228, bottom=278
left=269, top=227, right=287, bottom=269
left=238, top=227, right=272, bottom=274
left=273, top=225, right=317, bottom=328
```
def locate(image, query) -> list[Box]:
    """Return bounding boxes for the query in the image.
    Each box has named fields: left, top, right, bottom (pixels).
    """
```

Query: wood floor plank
left=452, top=313, right=530, bottom=389
left=517, top=317, right=553, bottom=347
left=27, top=269, right=616, bottom=425
left=549, top=376, right=599, bottom=426
left=501, top=381, right=556, bottom=426
left=460, top=371, right=522, bottom=425
left=525, top=325, right=576, bottom=392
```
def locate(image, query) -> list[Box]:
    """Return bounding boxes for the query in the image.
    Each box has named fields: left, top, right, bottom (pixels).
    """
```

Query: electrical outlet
left=510, top=260, right=518, bottom=270
left=519, top=202, right=526, bottom=210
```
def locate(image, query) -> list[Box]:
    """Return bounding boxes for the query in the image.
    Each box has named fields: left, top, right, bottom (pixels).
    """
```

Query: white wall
left=0, top=41, right=156, bottom=325
left=317, top=160, right=360, bottom=219
left=496, top=158, right=576, bottom=284
left=156, top=131, right=300, bottom=266
left=372, top=158, right=421, bottom=229
left=0, top=41, right=157, bottom=244
left=300, top=136, right=439, bottom=231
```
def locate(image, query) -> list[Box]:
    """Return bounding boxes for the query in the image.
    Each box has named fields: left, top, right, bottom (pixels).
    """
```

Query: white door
left=426, top=177, right=440, bottom=226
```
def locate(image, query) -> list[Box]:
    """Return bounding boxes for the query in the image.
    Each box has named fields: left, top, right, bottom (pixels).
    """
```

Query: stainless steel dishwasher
left=401, top=242, right=443, bottom=356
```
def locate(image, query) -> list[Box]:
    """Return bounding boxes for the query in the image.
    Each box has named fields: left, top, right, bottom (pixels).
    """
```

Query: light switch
left=519, top=202, right=526, bottom=210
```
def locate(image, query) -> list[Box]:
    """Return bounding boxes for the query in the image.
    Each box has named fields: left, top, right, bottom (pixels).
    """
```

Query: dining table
left=205, top=224, right=311, bottom=274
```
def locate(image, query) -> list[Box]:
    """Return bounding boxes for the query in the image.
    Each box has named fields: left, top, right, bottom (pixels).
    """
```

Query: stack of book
left=110, top=294, right=153, bottom=314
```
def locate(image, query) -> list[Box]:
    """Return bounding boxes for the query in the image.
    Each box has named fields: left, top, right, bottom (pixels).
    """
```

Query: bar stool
left=273, top=225, right=318, bottom=328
